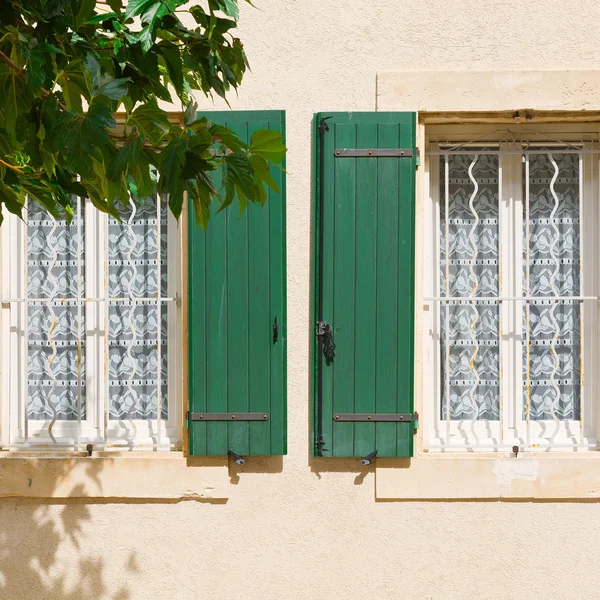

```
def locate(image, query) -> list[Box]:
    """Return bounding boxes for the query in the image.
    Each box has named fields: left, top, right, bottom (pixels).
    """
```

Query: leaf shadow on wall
left=0, top=458, right=134, bottom=600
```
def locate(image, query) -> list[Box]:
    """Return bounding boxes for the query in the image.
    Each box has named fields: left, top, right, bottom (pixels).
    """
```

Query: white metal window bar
left=0, top=194, right=182, bottom=452
left=424, top=131, right=599, bottom=452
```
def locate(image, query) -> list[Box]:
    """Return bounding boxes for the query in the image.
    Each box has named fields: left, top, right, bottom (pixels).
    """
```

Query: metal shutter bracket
left=190, top=413, right=270, bottom=421
left=334, top=148, right=413, bottom=157
left=334, top=413, right=415, bottom=422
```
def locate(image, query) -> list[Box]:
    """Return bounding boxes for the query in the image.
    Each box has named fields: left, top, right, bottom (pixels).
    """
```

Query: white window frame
left=0, top=196, right=183, bottom=451
left=423, top=123, right=600, bottom=452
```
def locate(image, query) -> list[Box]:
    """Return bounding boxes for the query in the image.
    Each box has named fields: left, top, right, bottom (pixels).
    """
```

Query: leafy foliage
left=0, top=0, right=286, bottom=228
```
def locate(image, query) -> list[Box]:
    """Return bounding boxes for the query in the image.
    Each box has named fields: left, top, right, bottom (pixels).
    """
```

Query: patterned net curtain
left=27, top=200, right=85, bottom=420
left=440, top=151, right=581, bottom=422
left=440, top=153, right=500, bottom=420
left=524, top=153, right=580, bottom=420
left=27, top=195, right=168, bottom=422
left=108, top=195, right=168, bottom=421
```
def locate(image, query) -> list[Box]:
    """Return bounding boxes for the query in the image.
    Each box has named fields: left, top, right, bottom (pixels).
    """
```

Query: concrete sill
left=0, top=453, right=229, bottom=500
left=376, top=454, right=600, bottom=500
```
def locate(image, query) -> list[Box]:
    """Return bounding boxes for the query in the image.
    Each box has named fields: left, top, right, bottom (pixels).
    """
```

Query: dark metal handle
left=317, top=321, right=335, bottom=363
left=273, top=316, right=279, bottom=344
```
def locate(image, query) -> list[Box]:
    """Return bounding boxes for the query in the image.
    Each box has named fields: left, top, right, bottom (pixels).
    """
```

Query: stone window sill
left=0, top=453, right=229, bottom=500
left=375, top=454, right=600, bottom=500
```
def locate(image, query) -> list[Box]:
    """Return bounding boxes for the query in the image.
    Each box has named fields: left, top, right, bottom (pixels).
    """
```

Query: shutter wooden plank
left=320, top=118, right=336, bottom=454
left=189, top=111, right=286, bottom=457
left=313, top=112, right=416, bottom=458
left=397, top=115, right=416, bottom=457
left=332, top=123, right=357, bottom=457
left=267, top=114, right=287, bottom=455
left=353, top=122, right=379, bottom=457
left=206, top=184, right=228, bottom=456
left=226, top=119, right=251, bottom=456
left=248, top=119, right=272, bottom=456
left=375, top=122, right=401, bottom=457
left=189, top=195, right=207, bottom=457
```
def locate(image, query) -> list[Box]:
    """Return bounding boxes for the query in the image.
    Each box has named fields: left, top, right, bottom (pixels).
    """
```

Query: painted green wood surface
left=312, top=112, right=416, bottom=458
left=189, top=111, right=286, bottom=456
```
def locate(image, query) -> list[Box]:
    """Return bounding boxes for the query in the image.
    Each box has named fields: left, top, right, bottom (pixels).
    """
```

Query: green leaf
left=0, top=68, right=30, bottom=141
left=58, top=60, right=90, bottom=112
left=76, top=0, right=97, bottom=29
left=21, top=179, right=60, bottom=219
left=23, top=42, right=62, bottom=90
left=250, top=129, right=286, bottom=163
left=129, top=101, right=171, bottom=145
left=159, top=136, right=187, bottom=218
left=220, top=151, right=257, bottom=212
left=95, top=77, right=131, bottom=100
left=107, top=135, right=143, bottom=180
left=124, top=0, right=159, bottom=20
left=107, top=0, right=123, bottom=12
left=184, top=98, right=198, bottom=126
left=56, top=101, right=116, bottom=177
left=138, top=26, right=155, bottom=54
left=159, top=43, right=184, bottom=96
left=130, top=154, right=156, bottom=198
left=209, top=0, right=239, bottom=19
left=206, top=122, right=247, bottom=152
left=188, top=171, right=216, bottom=230
left=249, top=154, right=279, bottom=205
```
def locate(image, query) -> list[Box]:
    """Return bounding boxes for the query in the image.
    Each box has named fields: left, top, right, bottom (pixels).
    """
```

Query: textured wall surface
left=4, top=0, right=600, bottom=598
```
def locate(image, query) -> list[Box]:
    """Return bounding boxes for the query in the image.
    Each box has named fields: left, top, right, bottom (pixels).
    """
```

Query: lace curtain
left=27, top=201, right=85, bottom=420
left=107, top=197, right=168, bottom=420
left=440, top=154, right=500, bottom=420
left=440, top=151, right=581, bottom=421
left=525, top=153, right=580, bottom=420
left=27, top=196, right=168, bottom=421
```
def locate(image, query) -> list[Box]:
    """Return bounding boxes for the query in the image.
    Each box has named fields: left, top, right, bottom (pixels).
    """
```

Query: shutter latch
left=316, top=321, right=336, bottom=363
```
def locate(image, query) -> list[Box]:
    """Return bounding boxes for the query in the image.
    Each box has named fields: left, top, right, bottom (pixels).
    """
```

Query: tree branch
left=0, top=50, right=25, bottom=75
left=0, top=158, right=24, bottom=174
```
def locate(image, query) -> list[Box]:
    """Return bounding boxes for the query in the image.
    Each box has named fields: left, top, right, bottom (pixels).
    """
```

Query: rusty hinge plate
left=334, top=148, right=413, bottom=158
left=334, top=413, right=413, bottom=422
left=190, top=412, right=270, bottom=421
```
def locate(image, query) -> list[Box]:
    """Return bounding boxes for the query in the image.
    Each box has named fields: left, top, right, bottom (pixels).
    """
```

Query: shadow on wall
left=0, top=457, right=134, bottom=600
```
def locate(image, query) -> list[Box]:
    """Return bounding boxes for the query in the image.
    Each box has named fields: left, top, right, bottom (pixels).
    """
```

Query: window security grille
left=425, top=137, right=598, bottom=451
left=0, top=195, right=181, bottom=451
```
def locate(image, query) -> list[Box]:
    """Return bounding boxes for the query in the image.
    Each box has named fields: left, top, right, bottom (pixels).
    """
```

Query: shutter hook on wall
left=228, top=449, right=245, bottom=465
left=361, top=450, right=378, bottom=466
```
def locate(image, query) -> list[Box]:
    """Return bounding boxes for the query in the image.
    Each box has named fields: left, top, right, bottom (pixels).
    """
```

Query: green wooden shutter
left=312, top=112, right=416, bottom=458
left=189, top=110, right=286, bottom=457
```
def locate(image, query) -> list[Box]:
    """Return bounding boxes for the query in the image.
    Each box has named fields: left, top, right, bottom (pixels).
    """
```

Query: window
left=424, top=124, right=599, bottom=452
left=0, top=194, right=182, bottom=450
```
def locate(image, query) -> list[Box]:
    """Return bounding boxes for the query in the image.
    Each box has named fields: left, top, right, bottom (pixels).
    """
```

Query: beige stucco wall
left=5, top=1, right=600, bottom=598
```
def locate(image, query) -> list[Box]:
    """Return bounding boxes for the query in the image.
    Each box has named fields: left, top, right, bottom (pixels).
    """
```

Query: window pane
left=27, top=200, right=85, bottom=420
left=107, top=195, right=168, bottom=420
left=440, top=153, right=500, bottom=420
left=523, top=152, right=581, bottom=420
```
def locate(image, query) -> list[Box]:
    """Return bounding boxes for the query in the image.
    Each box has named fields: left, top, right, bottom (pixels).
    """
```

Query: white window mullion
left=583, top=141, right=598, bottom=442
left=166, top=200, right=182, bottom=447
left=83, top=199, right=105, bottom=444
left=423, top=142, right=442, bottom=447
